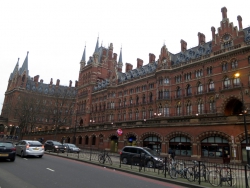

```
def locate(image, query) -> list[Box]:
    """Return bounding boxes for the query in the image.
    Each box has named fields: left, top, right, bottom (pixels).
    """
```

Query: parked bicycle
left=186, top=160, right=209, bottom=182
left=98, top=150, right=112, bottom=165
left=208, top=164, right=236, bottom=187
left=169, top=161, right=189, bottom=179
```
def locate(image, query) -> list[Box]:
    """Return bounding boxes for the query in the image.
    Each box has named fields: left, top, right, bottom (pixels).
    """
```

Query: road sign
left=246, top=146, right=250, bottom=150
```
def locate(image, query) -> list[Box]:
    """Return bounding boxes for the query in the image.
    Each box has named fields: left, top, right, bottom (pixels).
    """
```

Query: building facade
left=1, top=7, right=250, bottom=163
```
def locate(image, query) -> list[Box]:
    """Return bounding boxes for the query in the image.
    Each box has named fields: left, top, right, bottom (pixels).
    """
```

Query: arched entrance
left=201, top=136, right=229, bottom=158
left=110, top=135, right=118, bottom=152
left=224, top=98, right=243, bottom=116
left=169, top=136, right=192, bottom=156
left=143, top=136, right=161, bottom=153
left=127, top=136, right=136, bottom=146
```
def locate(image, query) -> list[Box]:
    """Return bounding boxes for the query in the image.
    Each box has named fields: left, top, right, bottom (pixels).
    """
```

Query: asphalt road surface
left=0, top=154, right=186, bottom=188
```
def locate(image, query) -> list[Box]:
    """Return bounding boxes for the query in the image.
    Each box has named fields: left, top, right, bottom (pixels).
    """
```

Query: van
left=120, top=146, right=163, bottom=168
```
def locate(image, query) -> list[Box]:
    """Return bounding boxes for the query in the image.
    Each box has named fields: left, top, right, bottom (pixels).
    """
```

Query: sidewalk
left=45, top=151, right=211, bottom=188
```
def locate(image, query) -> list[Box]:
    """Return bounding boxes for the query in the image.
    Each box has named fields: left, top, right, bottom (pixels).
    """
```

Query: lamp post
left=73, top=119, right=77, bottom=144
left=235, top=73, right=249, bottom=164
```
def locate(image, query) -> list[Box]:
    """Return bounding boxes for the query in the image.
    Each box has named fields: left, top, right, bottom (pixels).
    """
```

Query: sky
left=0, top=0, right=250, bottom=113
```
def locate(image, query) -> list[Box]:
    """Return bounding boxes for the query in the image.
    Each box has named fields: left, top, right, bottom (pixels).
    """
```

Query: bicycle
left=208, top=164, right=236, bottom=187
left=169, top=161, right=189, bottom=179
left=98, top=150, right=112, bottom=165
left=186, top=160, right=209, bottom=182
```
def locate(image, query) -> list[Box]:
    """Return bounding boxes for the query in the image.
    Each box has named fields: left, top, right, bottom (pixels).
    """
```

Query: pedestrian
left=171, top=149, right=176, bottom=160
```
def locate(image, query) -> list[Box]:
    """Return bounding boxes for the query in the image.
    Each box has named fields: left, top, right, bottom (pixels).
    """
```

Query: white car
left=16, top=140, right=44, bottom=158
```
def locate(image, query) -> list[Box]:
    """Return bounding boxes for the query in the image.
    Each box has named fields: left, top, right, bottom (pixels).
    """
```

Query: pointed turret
left=19, top=51, right=29, bottom=76
left=94, top=37, right=99, bottom=54
left=80, top=46, right=86, bottom=69
left=117, top=48, right=123, bottom=72
left=9, top=58, right=19, bottom=80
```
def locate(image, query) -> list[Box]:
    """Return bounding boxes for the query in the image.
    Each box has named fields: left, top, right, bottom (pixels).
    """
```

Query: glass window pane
left=215, top=137, right=222, bottom=143
left=208, top=137, right=214, bottom=143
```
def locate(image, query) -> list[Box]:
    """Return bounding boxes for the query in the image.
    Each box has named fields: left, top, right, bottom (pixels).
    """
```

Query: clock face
left=223, top=34, right=230, bottom=41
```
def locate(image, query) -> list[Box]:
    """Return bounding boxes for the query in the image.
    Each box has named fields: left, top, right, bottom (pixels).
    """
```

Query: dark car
left=120, top=146, right=163, bottom=168
left=63, top=143, right=81, bottom=153
left=44, top=140, right=66, bottom=153
left=0, top=141, right=16, bottom=162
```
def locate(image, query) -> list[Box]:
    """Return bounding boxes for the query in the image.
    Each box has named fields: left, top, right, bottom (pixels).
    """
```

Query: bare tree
left=15, top=93, right=45, bottom=139
left=46, top=87, right=76, bottom=141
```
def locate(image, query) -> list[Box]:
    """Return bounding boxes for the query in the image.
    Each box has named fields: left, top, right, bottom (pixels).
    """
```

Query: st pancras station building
left=1, top=7, right=250, bottom=164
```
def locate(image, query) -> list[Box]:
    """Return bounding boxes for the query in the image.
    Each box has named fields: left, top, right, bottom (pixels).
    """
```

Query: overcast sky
left=0, top=0, right=249, bottom=113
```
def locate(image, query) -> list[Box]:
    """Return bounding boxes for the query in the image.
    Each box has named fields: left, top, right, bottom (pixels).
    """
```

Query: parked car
left=44, top=140, right=66, bottom=153
left=0, top=141, right=16, bottom=162
left=63, top=143, right=81, bottom=153
left=16, top=140, right=44, bottom=158
left=120, top=146, right=163, bottom=168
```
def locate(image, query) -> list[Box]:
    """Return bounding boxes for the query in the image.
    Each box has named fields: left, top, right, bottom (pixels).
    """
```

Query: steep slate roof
left=25, top=78, right=77, bottom=97
left=244, top=27, right=250, bottom=42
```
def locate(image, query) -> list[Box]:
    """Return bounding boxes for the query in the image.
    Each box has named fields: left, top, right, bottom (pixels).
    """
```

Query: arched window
left=176, top=101, right=182, bottom=116
left=164, top=77, right=170, bottom=84
left=233, top=77, right=240, bottom=87
left=197, top=82, right=203, bottom=94
left=164, top=90, right=170, bottom=99
left=99, top=134, right=103, bottom=143
left=186, top=101, right=192, bottom=115
left=123, top=112, right=126, bottom=121
left=207, top=66, right=212, bottom=75
left=136, top=96, right=139, bottom=105
left=209, top=97, right=215, bottom=113
left=231, top=60, right=238, bottom=69
left=224, top=77, right=231, bottom=89
left=176, top=87, right=181, bottom=98
left=186, top=85, right=192, bottom=96
left=222, top=63, right=228, bottom=71
left=123, top=98, right=126, bottom=106
left=197, top=99, right=204, bottom=114
left=142, top=108, right=146, bottom=119
left=149, top=93, right=153, bottom=103
left=164, top=104, right=170, bottom=117
left=135, top=109, right=139, bottom=120
left=142, top=94, right=146, bottom=103
left=169, top=136, right=191, bottom=156
left=158, top=104, right=162, bottom=115
left=208, top=80, right=215, bottom=92
left=149, top=109, right=153, bottom=119
left=85, top=136, right=89, bottom=145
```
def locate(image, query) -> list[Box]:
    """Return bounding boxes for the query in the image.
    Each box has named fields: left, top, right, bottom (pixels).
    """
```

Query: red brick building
left=1, top=7, right=250, bottom=163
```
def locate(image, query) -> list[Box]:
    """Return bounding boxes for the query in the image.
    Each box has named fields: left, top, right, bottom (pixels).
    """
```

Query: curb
left=45, top=152, right=208, bottom=188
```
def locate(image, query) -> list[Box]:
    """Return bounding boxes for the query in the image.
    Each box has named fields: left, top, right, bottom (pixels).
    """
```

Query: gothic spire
left=9, top=58, right=19, bottom=80
left=19, top=51, right=29, bottom=76
left=81, top=45, right=86, bottom=62
left=94, top=37, right=99, bottom=54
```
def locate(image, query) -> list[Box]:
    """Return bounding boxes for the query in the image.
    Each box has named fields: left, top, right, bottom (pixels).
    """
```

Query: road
left=0, top=154, right=186, bottom=188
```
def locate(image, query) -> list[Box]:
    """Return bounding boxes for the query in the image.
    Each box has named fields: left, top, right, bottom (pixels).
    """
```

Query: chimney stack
left=34, top=75, right=39, bottom=83
left=56, top=79, right=60, bottom=86
left=221, top=7, right=227, bottom=20
left=149, top=53, right=156, bottom=63
left=198, top=32, right=206, bottom=45
left=211, top=27, right=216, bottom=41
left=137, top=58, right=143, bottom=68
left=75, top=80, right=78, bottom=87
left=40, top=79, right=43, bottom=83
left=125, top=63, right=133, bottom=72
left=237, top=15, right=243, bottom=30
left=50, top=78, right=53, bottom=85
left=69, top=80, right=72, bottom=87
left=180, top=39, right=187, bottom=52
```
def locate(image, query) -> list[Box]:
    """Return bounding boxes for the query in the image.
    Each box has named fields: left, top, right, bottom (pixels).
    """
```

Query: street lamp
left=73, top=119, right=78, bottom=144
left=235, top=72, right=249, bottom=164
